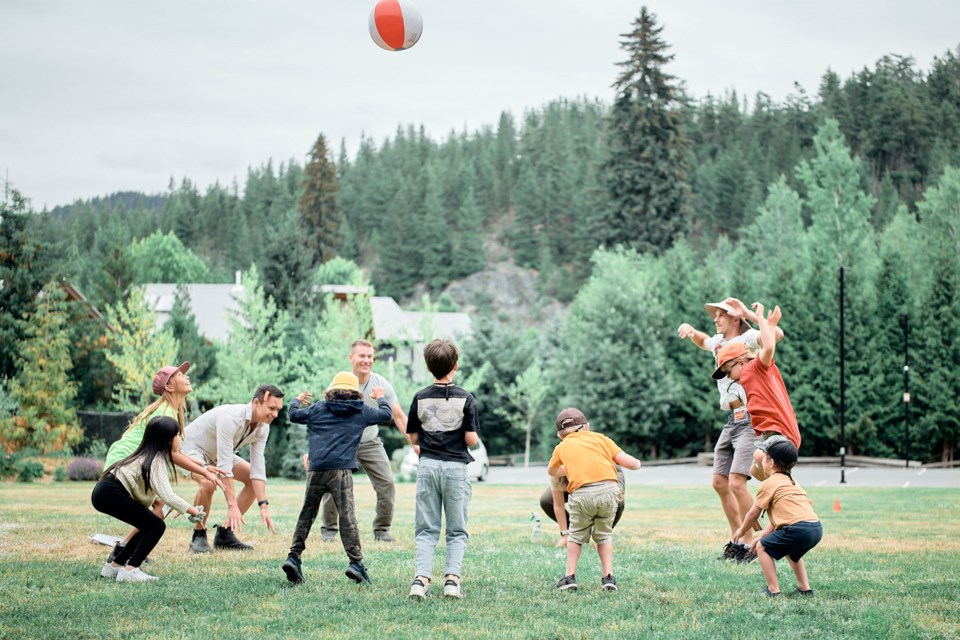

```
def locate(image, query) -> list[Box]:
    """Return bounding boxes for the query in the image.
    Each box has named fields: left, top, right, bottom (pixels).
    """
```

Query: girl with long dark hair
left=92, top=416, right=205, bottom=582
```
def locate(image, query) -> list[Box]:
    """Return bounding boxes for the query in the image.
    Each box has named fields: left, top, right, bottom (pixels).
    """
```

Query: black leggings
left=91, top=475, right=166, bottom=568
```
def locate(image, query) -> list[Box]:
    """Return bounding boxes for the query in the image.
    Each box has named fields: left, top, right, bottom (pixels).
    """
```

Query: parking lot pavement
left=484, top=463, right=960, bottom=489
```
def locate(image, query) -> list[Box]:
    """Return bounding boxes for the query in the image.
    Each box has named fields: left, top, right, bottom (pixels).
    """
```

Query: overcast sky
left=2, top=0, right=958, bottom=210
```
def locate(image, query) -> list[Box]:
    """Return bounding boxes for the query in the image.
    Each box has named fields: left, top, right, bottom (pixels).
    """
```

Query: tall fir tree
left=2, top=282, right=81, bottom=453
left=601, top=6, right=690, bottom=254
left=298, top=133, right=341, bottom=266
left=0, top=185, right=52, bottom=380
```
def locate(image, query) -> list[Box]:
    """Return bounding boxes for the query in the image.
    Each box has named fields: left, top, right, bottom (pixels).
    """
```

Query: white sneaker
left=99, top=562, right=120, bottom=579
left=408, top=579, right=429, bottom=600
left=442, top=579, right=464, bottom=599
left=116, top=567, right=158, bottom=582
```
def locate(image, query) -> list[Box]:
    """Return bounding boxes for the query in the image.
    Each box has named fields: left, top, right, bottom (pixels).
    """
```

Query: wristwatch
left=258, top=500, right=269, bottom=507
left=560, top=530, right=569, bottom=536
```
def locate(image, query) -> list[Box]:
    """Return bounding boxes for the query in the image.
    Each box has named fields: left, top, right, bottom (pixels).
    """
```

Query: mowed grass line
left=1, top=479, right=958, bottom=639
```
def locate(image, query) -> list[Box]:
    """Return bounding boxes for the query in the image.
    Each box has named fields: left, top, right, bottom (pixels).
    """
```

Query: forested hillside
left=3, top=8, right=959, bottom=468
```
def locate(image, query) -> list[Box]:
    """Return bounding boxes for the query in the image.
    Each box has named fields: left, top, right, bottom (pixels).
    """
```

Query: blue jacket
left=288, top=397, right=391, bottom=471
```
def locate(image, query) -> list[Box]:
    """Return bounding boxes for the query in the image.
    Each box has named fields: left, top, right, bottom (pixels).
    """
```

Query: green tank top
left=104, top=404, right=178, bottom=468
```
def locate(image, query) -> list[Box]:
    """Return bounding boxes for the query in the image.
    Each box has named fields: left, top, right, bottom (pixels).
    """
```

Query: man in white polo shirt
left=179, top=384, right=284, bottom=553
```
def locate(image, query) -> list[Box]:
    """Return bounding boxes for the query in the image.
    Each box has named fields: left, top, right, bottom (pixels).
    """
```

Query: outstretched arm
left=613, top=450, right=642, bottom=470
left=753, top=302, right=782, bottom=366
left=677, top=322, right=710, bottom=350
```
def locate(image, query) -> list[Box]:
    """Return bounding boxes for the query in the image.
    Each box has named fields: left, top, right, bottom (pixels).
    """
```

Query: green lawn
left=1, top=478, right=958, bottom=639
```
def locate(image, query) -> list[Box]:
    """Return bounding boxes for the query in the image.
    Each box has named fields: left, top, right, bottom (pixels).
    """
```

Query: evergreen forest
left=3, top=8, right=960, bottom=471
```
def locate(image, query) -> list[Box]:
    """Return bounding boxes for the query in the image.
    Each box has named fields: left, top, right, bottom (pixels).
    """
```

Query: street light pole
left=903, top=315, right=910, bottom=468
left=839, top=266, right=846, bottom=484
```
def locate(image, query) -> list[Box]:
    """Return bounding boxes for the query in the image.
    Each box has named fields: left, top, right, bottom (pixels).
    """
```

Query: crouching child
left=733, top=438, right=822, bottom=597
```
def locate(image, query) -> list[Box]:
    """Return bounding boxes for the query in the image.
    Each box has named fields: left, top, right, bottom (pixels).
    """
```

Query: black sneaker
left=718, top=541, right=741, bottom=561
left=213, top=525, right=253, bottom=550
left=282, top=555, right=304, bottom=584
left=796, top=588, right=814, bottom=597
left=106, top=542, right=124, bottom=564
left=601, top=574, right=618, bottom=592
left=345, top=562, right=372, bottom=585
left=189, top=528, right=212, bottom=554
left=759, top=587, right=781, bottom=598
left=554, top=574, right=578, bottom=591
left=736, top=546, right=758, bottom=564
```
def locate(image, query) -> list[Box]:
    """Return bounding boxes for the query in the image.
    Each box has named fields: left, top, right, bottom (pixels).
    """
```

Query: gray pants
left=321, top=438, right=395, bottom=535
left=414, top=457, right=471, bottom=579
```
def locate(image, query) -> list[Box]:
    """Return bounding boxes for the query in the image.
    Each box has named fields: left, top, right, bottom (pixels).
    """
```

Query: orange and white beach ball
left=368, top=0, right=423, bottom=51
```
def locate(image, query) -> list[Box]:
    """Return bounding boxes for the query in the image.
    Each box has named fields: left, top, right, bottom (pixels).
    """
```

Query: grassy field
left=1, top=477, right=958, bottom=640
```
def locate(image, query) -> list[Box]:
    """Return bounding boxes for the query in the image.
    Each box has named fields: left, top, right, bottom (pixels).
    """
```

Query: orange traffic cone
left=833, top=500, right=841, bottom=512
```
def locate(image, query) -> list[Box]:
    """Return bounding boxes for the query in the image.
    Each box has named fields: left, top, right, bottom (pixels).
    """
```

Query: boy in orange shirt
left=547, top=408, right=642, bottom=592
left=711, top=302, right=801, bottom=481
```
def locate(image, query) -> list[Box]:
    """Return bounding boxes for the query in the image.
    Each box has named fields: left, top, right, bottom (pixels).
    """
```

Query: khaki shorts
left=176, top=448, right=244, bottom=478
left=567, top=482, right=622, bottom=545
left=713, top=411, right=760, bottom=478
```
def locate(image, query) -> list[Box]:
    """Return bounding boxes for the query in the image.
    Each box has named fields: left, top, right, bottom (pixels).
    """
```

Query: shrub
left=17, top=461, right=45, bottom=483
left=0, top=451, right=21, bottom=479
left=85, top=438, right=108, bottom=461
left=67, top=457, right=102, bottom=481
left=54, top=465, right=68, bottom=482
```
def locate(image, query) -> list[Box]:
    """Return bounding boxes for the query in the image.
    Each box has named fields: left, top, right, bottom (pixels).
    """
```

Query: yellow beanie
left=328, top=371, right=360, bottom=392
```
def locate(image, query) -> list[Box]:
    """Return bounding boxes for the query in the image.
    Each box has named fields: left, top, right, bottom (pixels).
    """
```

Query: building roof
left=143, top=283, right=244, bottom=342
left=142, top=283, right=471, bottom=344
left=369, top=297, right=472, bottom=343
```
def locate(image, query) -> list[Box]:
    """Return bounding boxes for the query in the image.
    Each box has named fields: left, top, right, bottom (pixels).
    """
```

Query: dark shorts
left=760, top=521, right=823, bottom=562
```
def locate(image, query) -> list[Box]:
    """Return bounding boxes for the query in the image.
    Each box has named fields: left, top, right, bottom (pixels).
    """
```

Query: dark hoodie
left=288, top=397, right=391, bottom=471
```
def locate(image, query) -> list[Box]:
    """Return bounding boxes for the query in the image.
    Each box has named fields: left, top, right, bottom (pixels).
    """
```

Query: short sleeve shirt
left=547, top=431, right=622, bottom=492
left=754, top=473, right=818, bottom=529
left=705, top=329, right=760, bottom=411
left=739, top=357, right=801, bottom=448
left=359, top=372, right=400, bottom=443
left=406, top=384, right=479, bottom=463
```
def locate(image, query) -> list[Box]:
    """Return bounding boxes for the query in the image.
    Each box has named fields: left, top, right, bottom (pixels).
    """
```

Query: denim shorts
left=760, top=520, right=823, bottom=561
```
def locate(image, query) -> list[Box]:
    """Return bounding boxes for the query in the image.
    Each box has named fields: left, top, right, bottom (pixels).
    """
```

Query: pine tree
left=0, top=185, right=52, bottom=380
left=2, top=283, right=81, bottom=453
left=198, top=265, right=288, bottom=405
left=104, top=287, right=181, bottom=411
left=557, top=247, right=679, bottom=458
left=453, top=187, right=487, bottom=278
left=167, top=285, right=217, bottom=384
left=298, top=133, right=341, bottom=266
left=601, top=7, right=690, bottom=254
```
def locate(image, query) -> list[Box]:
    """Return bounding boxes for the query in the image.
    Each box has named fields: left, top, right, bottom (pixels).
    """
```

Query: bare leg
left=712, top=474, right=741, bottom=537
left=728, top=473, right=754, bottom=544
left=191, top=473, right=217, bottom=529
left=230, top=462, right=257, bottom=516
left=565, top=540, right=583, bottom=576
left=597, top=542, right=613, bottom=576
left=756, top=543, right=780, bottom=593
left=788, top=557, right=811, bottom=591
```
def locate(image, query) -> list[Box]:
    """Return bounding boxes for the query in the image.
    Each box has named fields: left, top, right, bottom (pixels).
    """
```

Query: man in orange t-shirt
left=712, top=302, right=800, bottom=481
